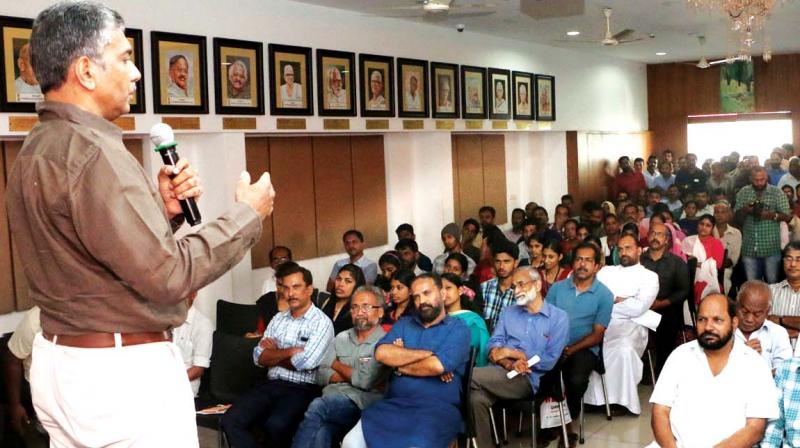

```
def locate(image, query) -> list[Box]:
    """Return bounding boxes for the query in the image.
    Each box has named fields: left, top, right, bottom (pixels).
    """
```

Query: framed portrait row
left=0, top=15, right=556, bottom=121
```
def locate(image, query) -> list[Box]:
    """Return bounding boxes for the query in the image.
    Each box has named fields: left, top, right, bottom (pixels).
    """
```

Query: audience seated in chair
left=291, top=286, right=389, bottom=448
left=320, top=263, right=366, bottom=335
left=327, top=229, right=378, bottom=293
left=734, top=280, right=792, bottom=371
left=341, top=273, right=471, bottom=448
left=172, top=292, right=214, bottom=398
left=469, top=267, right=568, bottom=448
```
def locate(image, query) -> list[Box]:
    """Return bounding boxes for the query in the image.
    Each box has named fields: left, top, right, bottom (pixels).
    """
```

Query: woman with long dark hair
left=538, top=240, right=571, bottom=296
left=381, top=269, right=416, bottom=331
left=442, top=273, right=489, bottom=366
left=320, top=263, right=365, bottom=334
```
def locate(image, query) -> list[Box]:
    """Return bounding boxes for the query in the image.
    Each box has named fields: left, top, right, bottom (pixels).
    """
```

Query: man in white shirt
left=713, top=201, right=742, bottom=294
left=4, top=306, right=47, bottom=440
left=261, top=246, right=292, bottom=295
left=586, top=234, right=659, bottom=415
left=643, top=155, right=659, bottom=189
left=777, top=157, right=800, bottom=192
left=648, top=294, right=779, bottom=448
left=734, top=281, right=792, bottom=371
left=327, top=230, right=378, bottom=292
left=172, top=293, right=214, bottom=397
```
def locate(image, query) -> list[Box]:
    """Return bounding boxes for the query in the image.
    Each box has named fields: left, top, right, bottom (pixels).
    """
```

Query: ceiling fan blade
left=422, top=10, right=495, bottom=21
left=612, top=29, right=634, bottom=41
left=553, top=38, right=603, bottom=43
left=708, top=58, right=731, bottom=66
left=618, top=37, right=645, bottom=44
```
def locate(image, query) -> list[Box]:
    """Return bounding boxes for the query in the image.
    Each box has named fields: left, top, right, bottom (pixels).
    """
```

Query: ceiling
left=292, top=0, right=800, bottom=64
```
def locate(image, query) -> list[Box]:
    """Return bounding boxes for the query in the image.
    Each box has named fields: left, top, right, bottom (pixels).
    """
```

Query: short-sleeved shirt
left=649, top=340, right=779, bottom=447
left=329, top=255, right=378, bottom=285
left=761, top=358, right=800, bottom=448
left=253, top=305, right=334, bottom=385
left=317, top=327, right=388, bottom=410
left=769, top=280, right=800, bottom=317
left=7, top=306, right=41, bottom=382
left=482, top=277, right=516, bottom=331
left=172, top=306, right=214, bottom=396
left=675, top=168, right=708, bottom=194
left=544, top=277, right=613, bottom=355
left=735, top=184, right=791, bottom=257
left=734, top=320, right=793, bottom=370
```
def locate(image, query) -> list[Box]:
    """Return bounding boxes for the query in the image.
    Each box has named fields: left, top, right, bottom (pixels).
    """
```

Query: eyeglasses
left=511, top=280, right=533, bottom=290
left=351, top=304, right=382, bottom=313
left=784, top=256, right=800, bottom=264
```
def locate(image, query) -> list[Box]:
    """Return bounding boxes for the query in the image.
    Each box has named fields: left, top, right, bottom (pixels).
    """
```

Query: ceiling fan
left=366, top=0, right=496, bottom=20
left=555, top=7, right=644, bottom=46
left=685, top=36, right=745, bottom=68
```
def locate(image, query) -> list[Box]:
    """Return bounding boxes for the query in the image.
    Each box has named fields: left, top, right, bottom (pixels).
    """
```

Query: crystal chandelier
left=687, top=0, right=783, bottom=58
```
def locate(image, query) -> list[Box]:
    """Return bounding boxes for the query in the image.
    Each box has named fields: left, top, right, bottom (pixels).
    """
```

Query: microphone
left=149, top=123, right=202, bottom=226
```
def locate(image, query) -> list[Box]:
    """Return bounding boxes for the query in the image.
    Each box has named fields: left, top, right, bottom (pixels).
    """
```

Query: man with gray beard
left=469, top=267, right=569, bottom=448
left=291, top=286, right=389, bottom=448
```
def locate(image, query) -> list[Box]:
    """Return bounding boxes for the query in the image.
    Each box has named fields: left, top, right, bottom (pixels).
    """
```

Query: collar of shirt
left=565, top=277, right=601, bottom=295
left=411, top=313, right=451, bottom=328
left=37, top=101, right=122, bottom=140
left=346, top=327, right=385, bottom=346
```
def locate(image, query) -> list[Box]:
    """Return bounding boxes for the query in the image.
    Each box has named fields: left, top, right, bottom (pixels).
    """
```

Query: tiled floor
left=198, top=385, right=657, bottom=448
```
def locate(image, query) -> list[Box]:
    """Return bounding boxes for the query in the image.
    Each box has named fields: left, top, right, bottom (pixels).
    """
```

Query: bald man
left=734, top=280, right=792, bottom=371
left=648, top=294, right=778, bottom=448
left=14, top=43, right=43, bottom=99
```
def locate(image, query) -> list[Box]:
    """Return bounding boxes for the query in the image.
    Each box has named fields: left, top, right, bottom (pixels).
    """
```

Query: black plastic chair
left=459, top=346, right=480, bottom=448
left=686, top=257, right=699, bottom=328
left=579, top=344, right=611, bottom=445
left=215, top=300, right=260, bottom=335
left=718, top=249, right=728, bottom=294
left=195, top=331, right=264, bottom=448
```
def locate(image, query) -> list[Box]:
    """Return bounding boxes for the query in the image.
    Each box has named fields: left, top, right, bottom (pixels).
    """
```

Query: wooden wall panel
left=453, top=135, right=484, bottom=225
left=451, top=136, right=461, bottom=224
left=648, top=54, right=800, bottom=156
left=3, top=141, right=31, bottom=311
left=313, top=137, right=355, bottom=257
left=269, top=137, right=318, bottom=261
left=0, top=144, right=14, bottom=314
left=566, top=131, right=579, bottom=200
left=481, top=135, right=507, bottom=226
left=245, top=137, right=273, bottom=269
left=123, top=138, right=144, bottom=166
left=351, top=135, right=388, bottom=248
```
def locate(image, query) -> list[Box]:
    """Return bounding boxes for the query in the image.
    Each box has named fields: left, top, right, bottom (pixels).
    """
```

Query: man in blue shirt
left=470, top=267, right=569, bottom=448
left=341, top=273, right=471, bottom=448
left=223, top=263, right=334, bottom=448
left=544, top=242, right=613, bottom=446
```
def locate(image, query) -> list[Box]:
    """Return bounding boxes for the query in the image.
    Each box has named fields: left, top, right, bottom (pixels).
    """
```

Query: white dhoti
left=583, top=318, right=647, bottom=415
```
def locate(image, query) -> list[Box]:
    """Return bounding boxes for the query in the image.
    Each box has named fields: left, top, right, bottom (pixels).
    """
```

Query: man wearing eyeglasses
left=291, top=286, right=388, bottom=448
left=768, top=241, right=800, bottom=340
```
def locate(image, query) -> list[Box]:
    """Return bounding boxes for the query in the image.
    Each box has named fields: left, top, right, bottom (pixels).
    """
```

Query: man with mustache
left=292, top=286, right=388, bottom=448
left=544, top=242, right=613, bottom=447
left=649, top=294, right=778, bottom=448
left=167, top=54, right=192, bottom=101
left=469, top=267, right=569, bottom=448
left=482, top=241, right=520, bottom=331
left=341, top=273, right=470, bottom=448
left=586, top=234, right=659, bottom=415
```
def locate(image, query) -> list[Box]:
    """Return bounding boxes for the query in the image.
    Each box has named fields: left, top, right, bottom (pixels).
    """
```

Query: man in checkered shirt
left=734, top=166, right=791, bottom=284
left=222, top=262, right=334, bottom=448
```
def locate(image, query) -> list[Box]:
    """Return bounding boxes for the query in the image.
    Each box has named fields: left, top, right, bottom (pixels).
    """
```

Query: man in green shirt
left=734, top=166, right=791, bottom=283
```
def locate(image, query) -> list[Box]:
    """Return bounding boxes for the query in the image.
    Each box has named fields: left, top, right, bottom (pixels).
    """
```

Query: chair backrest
left=717, top=249, right=727, bottom=291
left=206, top=331, right=264, bottom=404
left=460, top=346, right=480, bottom=437
left=687, top=257, right=698, bottom=325
left=216, top=300, right=260, bottom=335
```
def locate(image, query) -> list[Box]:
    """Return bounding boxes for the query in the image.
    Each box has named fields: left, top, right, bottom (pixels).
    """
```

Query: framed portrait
left=151, top=31, right=208, bottom=114
left=268, top=44, right=313, bottom=116
left=316, top=49, right=356, bottom=117
left=396, top=58, right=428, bottom=118
left=460, top=65, right=486, bottom=119
left=0, top=16, right=43, bottom=113
left=487, top=68, right=511, bottom=120
left=213, top=38, right=264, bottom=115
left=125, top=28, right=145, bottom=114
left=535, top=74, right=556, bottom=121
left=359, top=53, right=394, bottom=118
left=512, top=71, right=533, bottom=121
left=430, top=62, right=459, bottom=119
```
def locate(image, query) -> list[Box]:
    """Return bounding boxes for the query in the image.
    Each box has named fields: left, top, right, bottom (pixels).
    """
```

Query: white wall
left=0, top=0, right=647, bottom=331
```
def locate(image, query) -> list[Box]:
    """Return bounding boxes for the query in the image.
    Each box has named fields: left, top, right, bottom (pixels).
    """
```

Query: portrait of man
left=437, top=74, right=454, bottom=112
left=13, top=41, right=42, bottom=101
left=464, top=73, right=483, bottom=114
left=493, top=79, right=507, bottom=114
left=367, top=69, right=387, bottom=111
left=279, top=61, right=303, bottom=108
left=516, top=81, right=530, bottom=115
left=539, top=84, right=552, bottom=115
left=403, top=72, right=422, bottom=112
left=226, top=57, right=250, bottom=102
left=325, top=65, right=347, bottom=109
left=166, top=53, right=193, bottom=104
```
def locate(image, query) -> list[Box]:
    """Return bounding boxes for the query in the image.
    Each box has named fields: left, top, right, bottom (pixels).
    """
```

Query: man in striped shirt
left=768, top=241, right=800, bottom=339
left=223, top=263, right=334, bottom=448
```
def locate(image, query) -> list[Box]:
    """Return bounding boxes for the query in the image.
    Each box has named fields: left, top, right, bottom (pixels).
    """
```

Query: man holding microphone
left=5, top=1, right=274, bottom=447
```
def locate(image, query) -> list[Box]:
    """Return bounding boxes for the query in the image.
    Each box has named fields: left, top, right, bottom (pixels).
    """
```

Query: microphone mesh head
left=149, top=123, right=175, bottom=147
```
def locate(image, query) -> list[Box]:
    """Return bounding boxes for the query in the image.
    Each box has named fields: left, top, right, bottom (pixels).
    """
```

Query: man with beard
left=641, top=223, right=689, bottom=375
left=482, top=241, right=520, bottom=331
left=433, top=223, right=476, bottom=275
left=341, top=274, right=470, bottom=448
left=648, top=294, right=778, bottom=448
left=585, top=234, right=659, bottom=415
left=469, top=267, right=568, bottom=448
left=291, top=286, right=389, bottom=448
left=327, top=230, right=378, bottom=292
left=545, top=243, right=613, bottom=446
left=734, top=281, right=792, bottom=371
left=674, top=153, right=709, bottom=195
left=735, top=166, right=791, bottom=283
left=504, top=208, right=527, bottom=243
left=612, top=156, right=647, bottom=200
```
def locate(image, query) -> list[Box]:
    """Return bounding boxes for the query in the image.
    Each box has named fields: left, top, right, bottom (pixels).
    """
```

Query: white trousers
left=31, top=332, right=198, bottom=448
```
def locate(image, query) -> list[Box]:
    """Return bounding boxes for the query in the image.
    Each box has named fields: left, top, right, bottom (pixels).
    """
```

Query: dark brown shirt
left=5, top=101, right=262, bottom=335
